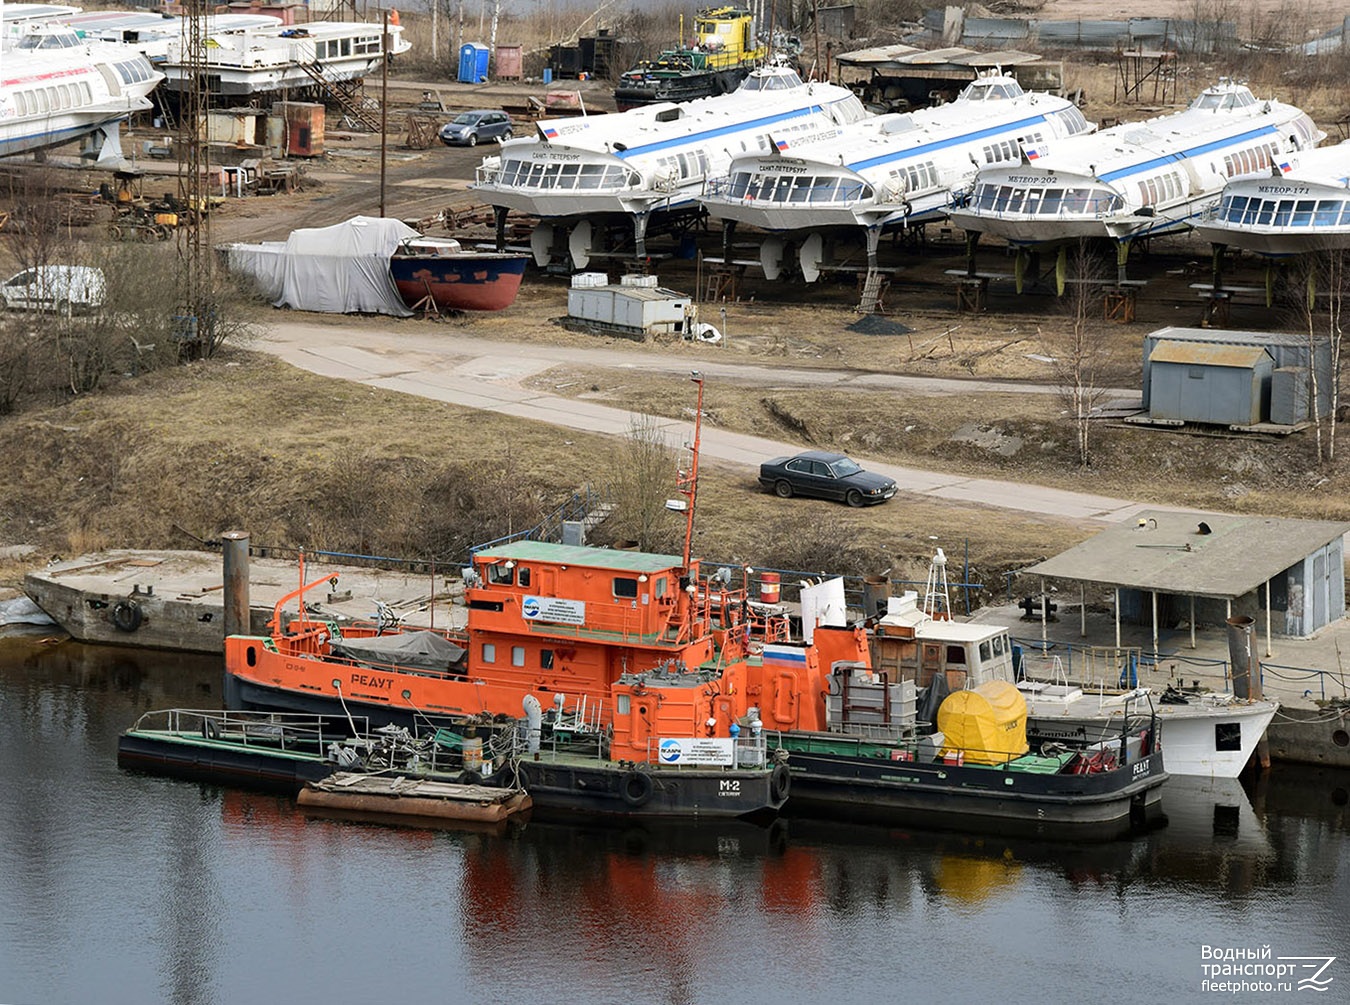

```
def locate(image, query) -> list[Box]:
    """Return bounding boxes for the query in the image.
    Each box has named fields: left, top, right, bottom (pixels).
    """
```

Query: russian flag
left=775, top=138, right=789, bottom=151
left=1278, top=161, right=1291, bottom=173
left=543, top=127, right=558, bottom=139
left=1025, top=147, right=1042, bottom=160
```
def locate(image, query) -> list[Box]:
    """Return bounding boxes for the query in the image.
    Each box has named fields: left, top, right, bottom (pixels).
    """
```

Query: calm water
left=2, top=633, right=1348, bottom=1005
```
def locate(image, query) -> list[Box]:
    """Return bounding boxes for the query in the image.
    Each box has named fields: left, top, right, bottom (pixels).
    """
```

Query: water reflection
left=1, top=636, right=1346, bottom=1004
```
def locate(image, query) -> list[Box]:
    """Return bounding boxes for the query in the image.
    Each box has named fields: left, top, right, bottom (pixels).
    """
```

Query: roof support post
left=1189, top=594, right=1195, bottom=649
left=1150, top=589, right=1158, bottom=661
left=1039, top=576, right=1047, bottom=643
left=1265, top=578, right=1273, bottom=658
left=1080, top=583, right=1086, bottom=638
left=1114, top=587, right=1121, bottom=649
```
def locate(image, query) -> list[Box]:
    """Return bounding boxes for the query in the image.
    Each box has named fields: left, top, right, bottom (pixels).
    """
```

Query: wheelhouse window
left=487, top=563, right=514, bottom=586
left=1215, top=721, right=1242, bottom=752
left=511, top=646, right=525, bottom=667
left=613, top=576, right=639, bottom=599
left=516, top=567, right=531, bottom=588
left=945, top=645, right=967, bottom=666
left=541, top=649, right=554, bottom=669
left=482, top=643, right=496, bottom=663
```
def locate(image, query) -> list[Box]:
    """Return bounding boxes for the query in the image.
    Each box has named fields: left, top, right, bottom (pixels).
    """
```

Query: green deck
left=777, top=732, right=1078, bottom=773
left=474, top=540, right=682, bottom=574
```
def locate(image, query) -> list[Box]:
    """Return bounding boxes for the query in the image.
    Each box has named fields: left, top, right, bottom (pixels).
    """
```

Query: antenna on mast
left=923, top=547, right=951, bottom=620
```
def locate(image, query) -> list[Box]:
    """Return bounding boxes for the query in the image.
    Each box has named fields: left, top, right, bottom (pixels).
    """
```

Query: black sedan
left=758, top=451, right=897, bottom=507
left=439, top=110, right=513, bottom=147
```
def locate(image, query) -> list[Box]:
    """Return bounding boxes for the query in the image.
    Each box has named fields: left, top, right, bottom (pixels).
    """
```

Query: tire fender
left=111, top=599, right=143, bottom=632
left=621, top=770, right=654, bottom=807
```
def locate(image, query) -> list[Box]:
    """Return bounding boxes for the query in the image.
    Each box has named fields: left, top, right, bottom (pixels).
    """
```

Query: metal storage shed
left=1022, top=510, right=1350, bottom=655
left=1141, top=327, right=1334, bottom=423
left=1146, top=340, right=1271, bottom=425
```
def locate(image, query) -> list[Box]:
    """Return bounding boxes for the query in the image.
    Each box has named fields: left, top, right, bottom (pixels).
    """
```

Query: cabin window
left=541, top=649, right=554, bottom=669
left=979, top=640, right=992, bottom=661
left=654, top=577, right=667, bottom=599
left=1215, top=721, right=1242, bottom=752
left=1315, top=201, right=1341, bottom=226
left=246, top=646, right=257, bottom=667
left=613, top=576, right=639, bottom=599
left=992, top=635, right=1004, bottom=656
left=617, top=694, right=630, bottom=715
left=482, top=643, right=496, bottom=663
left=488, top=563, right=514, bottom=586
left=512, top=646, right=525, bottom=667
left=945, top=645, right=967, bottom=666
left=517, top=567, right=531, bottom=588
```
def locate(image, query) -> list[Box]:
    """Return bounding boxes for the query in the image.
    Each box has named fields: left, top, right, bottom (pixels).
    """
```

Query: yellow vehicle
left=613, top=6, right=768, bottom=110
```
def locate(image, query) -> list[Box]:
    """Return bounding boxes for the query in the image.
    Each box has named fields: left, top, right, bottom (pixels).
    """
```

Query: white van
left=1, top=266, right=106, bottom=314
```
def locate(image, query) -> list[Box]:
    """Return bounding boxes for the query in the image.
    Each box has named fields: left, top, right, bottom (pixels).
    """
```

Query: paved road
left=260, top=320, right=1152, bottom=525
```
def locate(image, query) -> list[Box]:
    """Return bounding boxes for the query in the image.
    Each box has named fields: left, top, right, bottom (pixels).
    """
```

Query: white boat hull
left=1026, top=698, right=1277, bottom=778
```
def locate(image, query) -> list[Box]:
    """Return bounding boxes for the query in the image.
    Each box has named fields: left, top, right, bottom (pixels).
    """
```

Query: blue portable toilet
left=458, top=43, right=490, bottom=83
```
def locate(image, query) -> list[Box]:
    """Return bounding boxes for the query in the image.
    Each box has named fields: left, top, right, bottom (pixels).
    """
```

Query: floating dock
left=297, top=774, right=532, bottom=825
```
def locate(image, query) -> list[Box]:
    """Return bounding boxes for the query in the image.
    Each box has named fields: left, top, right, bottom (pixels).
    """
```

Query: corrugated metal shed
left=1023, top=510, right=1350, bottom=600
left=1147, top=340, right=1271, bottom=425
left=1141, top=327, right=1333, bottom=418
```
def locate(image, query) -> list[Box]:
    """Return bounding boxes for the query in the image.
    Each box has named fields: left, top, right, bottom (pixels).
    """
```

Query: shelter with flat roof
left=1021, top=509, right=1349, bottom=656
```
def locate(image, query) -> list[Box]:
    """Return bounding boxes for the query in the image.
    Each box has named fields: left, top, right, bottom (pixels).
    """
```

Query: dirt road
left=261, top=319, right=1151, bottom=524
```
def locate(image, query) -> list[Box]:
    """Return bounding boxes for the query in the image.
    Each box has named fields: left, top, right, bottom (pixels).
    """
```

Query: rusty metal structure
left=175, top=0, right=212, bottom=358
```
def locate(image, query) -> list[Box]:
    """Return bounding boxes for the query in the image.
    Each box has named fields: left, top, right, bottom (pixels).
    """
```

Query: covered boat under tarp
left=223, top=216, right=417, bottom=316
left=331, top=630, right=467, bottom=672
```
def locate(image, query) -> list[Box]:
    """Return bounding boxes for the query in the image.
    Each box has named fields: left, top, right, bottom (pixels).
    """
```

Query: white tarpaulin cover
left=224, top=216, right=418, bottom=316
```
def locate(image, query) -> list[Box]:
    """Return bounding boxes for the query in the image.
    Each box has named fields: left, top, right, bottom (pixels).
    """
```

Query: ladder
left=297, top=63, right=381, bottom=132
left=855, top=268, right=888, bottom=313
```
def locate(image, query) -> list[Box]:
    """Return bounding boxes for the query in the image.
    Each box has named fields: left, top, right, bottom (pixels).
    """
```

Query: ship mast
left=676, top=370, right=704, bottom=570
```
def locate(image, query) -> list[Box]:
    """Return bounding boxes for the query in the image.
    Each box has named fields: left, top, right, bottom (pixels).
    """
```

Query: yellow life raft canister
left=936, top=680, right=1028, bottom=766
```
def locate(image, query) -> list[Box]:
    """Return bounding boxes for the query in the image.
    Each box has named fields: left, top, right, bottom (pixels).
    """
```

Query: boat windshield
left=742, top=70, right=803, bottom=91
left=959, top=78, right=1024, bottom=102
left=16, top=28, right=83, bottom=50
left=1190, top=86, right=1256, bottom=111
left=829, top=457, right=862, bottom=477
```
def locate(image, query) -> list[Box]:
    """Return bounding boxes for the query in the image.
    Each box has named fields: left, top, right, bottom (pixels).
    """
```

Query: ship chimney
left=1225, top=614, right=1261, bottom=699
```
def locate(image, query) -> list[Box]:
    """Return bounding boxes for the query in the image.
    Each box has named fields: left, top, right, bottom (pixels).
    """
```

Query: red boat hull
left=391, top=253, right=528, bottom=311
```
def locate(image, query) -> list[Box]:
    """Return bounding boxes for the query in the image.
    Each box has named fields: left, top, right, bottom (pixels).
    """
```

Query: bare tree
left=1288, top=249, right=1344, bottom=466
left=604, top=415, right=681, bottom=553
left=1044, top=241, right=1111, bottom=469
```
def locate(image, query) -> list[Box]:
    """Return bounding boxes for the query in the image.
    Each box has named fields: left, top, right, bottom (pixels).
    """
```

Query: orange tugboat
left=223, top=374, right=818, bottom=819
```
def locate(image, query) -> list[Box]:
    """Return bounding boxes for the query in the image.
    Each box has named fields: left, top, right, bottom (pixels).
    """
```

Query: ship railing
left=1015, top=640, right=1147, bottom=690
left=1013, top=634, right=1265, bottom=694
left=129, top=708, right=371, bottom=750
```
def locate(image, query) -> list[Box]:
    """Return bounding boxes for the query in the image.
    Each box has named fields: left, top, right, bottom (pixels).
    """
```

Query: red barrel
left=760, top=572, right=781, bottom=604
